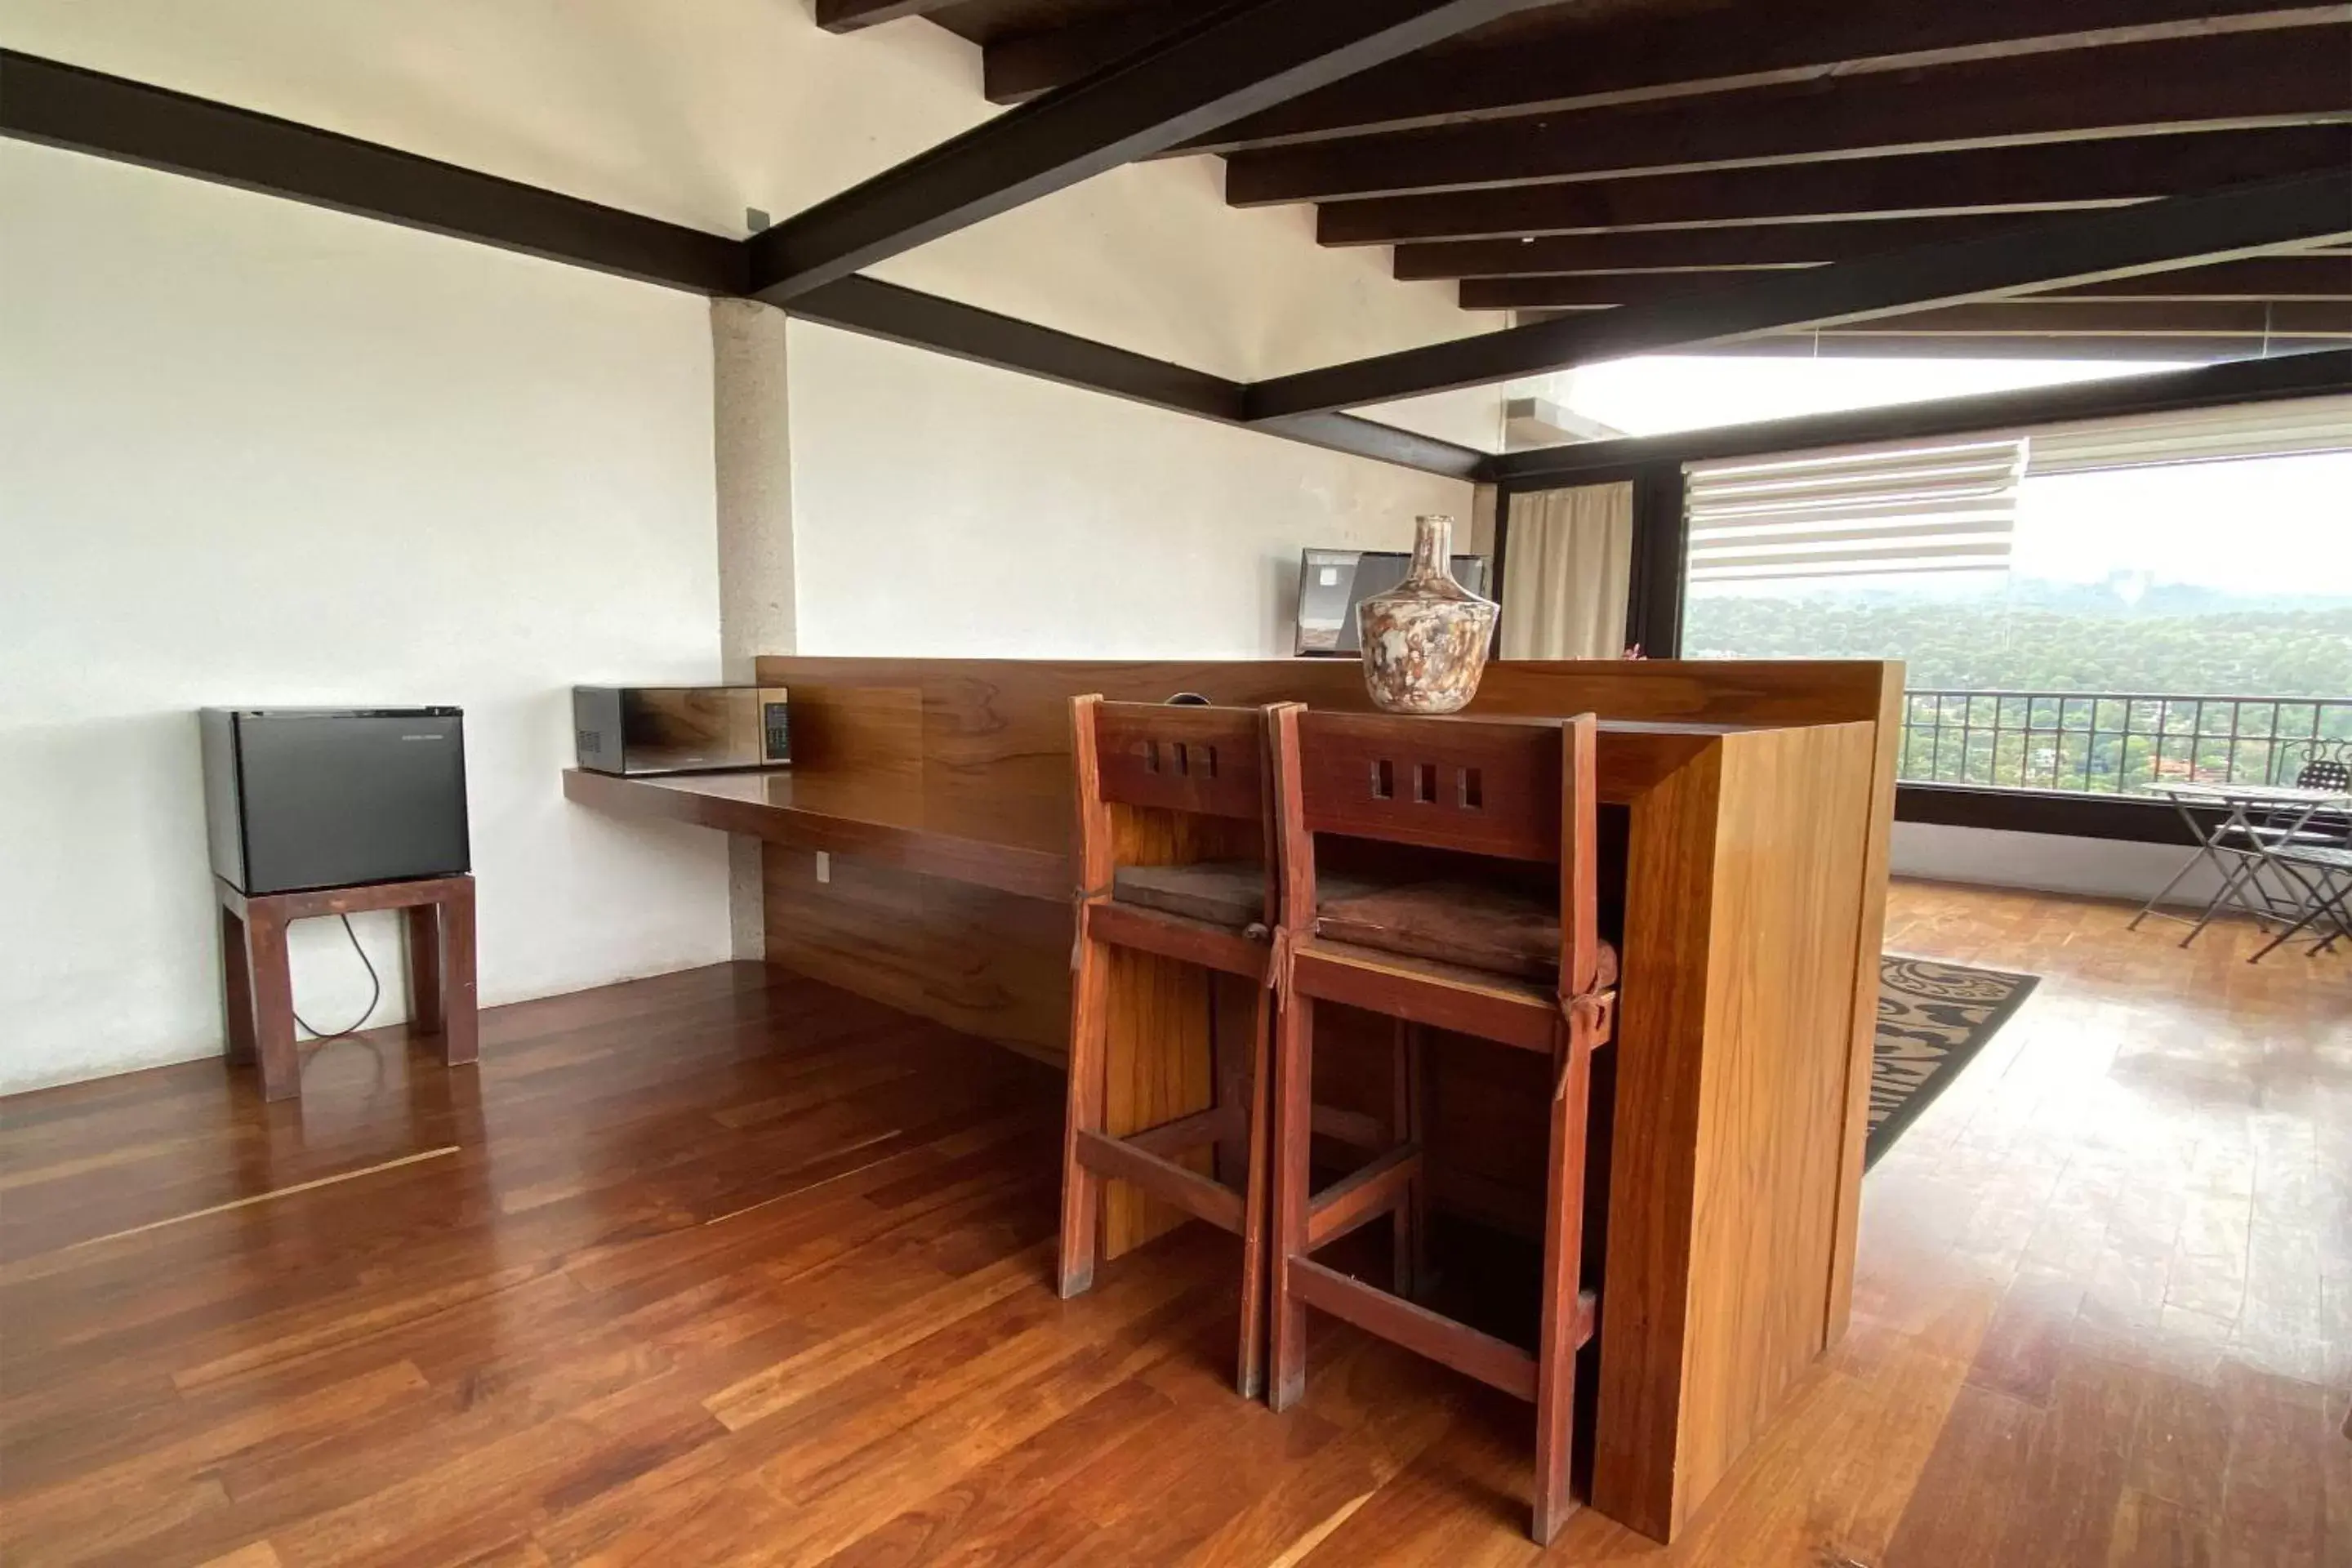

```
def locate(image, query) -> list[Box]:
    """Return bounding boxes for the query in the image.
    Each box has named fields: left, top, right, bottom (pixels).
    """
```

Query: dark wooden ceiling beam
left=1228, top=25, right=2352, bottom=207
left=1472, top=270, right=1815, bottom=309
left=815, top=0, right=969, bottom=32
left=1842, top=301, right=2352, bottom=334
left=1394, top=204, right=2352, bottom=279
left=1171, top=0, right=2341, bottom=155
left=1490, top=350, right=2351, bottom=479
left=1245, top=172, right=2352, bottom=417
left=16, top=47, right=2341, bottom=474
left=1250, top=412, right=1492, bottom=474
left=747, top=0, right=1552, bottom=301
left=1516, top=300, right=2352, bottom=336
left=1464, top=256, right=2352, bottom=309
left=984, top=3, right=1200, bottom=104
left=1677, top=333, right=2350, bottom=361
left=1398, top=217, right=2049, bottom=279
left=791, top=274, right=1243, bottom=419
left=1323, top=127, right=2352, bottom=247
left=0, top=49, right=746, bottom=294
left=786, top=276, right=1485, bottom=477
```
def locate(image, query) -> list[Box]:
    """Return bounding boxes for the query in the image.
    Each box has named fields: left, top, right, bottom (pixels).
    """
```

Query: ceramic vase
left=1356, top=514, right=1498, bottom=715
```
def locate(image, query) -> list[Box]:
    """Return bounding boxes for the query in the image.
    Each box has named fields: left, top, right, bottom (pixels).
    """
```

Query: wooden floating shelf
left=560, top=768, right=1069, bottom=903
left=564, top=713, right=1745, bottom=911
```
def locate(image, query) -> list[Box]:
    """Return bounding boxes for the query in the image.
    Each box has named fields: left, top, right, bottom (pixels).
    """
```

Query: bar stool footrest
left=1290, top=1258, right=1596, bottom=1403
left=1124, top=1105, right=1247, bottom=1159
left=1306, top=1143, right=1423, bottom=1250
left=1075, top=1129, right=1245, bottom=1234
left=1311, top=1104, right=1388, bottom=1148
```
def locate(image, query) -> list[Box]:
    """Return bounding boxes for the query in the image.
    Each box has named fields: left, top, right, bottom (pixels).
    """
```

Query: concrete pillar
left=710, top=298, right=794, bottom=962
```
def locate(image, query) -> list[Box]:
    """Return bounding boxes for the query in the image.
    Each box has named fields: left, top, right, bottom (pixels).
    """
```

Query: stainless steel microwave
left=572, top=686, right=789, bottom=776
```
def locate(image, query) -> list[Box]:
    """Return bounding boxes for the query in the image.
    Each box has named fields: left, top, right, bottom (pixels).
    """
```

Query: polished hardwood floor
left=2, top=880, right=2344, bottom=1566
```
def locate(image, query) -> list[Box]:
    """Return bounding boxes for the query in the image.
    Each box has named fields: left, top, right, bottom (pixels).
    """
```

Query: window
left=1682, top=397, right=2352, bottom=796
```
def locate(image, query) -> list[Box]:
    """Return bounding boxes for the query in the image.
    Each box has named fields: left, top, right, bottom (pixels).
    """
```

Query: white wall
left=1891, top=822, right=2227, bottom=908
left=0, top=2, right=1503, bottom=1091
left=786, top=322, right=1471, bottom=657
left=0, top=142, right=733, bottom=1092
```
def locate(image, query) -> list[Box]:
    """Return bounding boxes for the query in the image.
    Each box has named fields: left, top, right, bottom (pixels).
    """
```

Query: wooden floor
left=2, top=881, right=2345, bottom=1566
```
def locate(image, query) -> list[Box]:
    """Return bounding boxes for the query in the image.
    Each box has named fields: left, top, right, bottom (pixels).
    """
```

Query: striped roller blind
left=2025, top=393, right=2352, bottom=475
left=1683, top=435, right=2025, bottom=584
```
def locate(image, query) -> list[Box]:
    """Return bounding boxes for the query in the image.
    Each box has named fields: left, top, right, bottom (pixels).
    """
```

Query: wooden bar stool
left=1059, top=695, right=1305, bottom=1396
left=216, top=872, right=478, bottom=1102
left=1263, top=706, right=1618, bottom=1544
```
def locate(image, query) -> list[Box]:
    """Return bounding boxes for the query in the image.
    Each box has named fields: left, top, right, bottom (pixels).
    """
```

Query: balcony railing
left=1900, top=690, right=2352, bottom=794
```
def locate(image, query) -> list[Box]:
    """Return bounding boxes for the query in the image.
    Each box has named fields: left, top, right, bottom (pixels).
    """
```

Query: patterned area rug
left=1869, top=956, right=2041, bottom=1169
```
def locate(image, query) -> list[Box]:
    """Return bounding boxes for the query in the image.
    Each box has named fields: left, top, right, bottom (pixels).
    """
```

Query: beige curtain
left=1499, top=481, right=1633, bottom=660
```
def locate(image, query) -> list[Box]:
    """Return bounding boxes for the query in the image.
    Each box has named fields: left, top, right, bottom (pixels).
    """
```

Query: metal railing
left=1900, top=690, right=2352, bottom=793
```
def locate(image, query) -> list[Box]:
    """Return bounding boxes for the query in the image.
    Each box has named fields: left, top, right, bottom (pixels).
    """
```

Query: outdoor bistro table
left=2132, top=780, right=2352, bottom=947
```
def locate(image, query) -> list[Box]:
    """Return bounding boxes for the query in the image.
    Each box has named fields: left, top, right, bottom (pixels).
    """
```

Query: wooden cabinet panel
left=760, top=843, right=1069, bottom=1063
left=592, top=655, right=1908, bottom=1544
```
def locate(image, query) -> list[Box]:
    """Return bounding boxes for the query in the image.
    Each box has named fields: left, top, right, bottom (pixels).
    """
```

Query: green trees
left=1683, top=588, right=2352, bottom=791
left=1683, top=593, right=2352, bottom=695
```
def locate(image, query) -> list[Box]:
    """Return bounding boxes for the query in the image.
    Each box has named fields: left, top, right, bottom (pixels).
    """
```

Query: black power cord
left=291, top=913, right=383, bottom=1044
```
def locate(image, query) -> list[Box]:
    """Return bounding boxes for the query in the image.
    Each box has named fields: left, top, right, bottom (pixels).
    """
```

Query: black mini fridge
left=200, top=707, right=471, bottom=895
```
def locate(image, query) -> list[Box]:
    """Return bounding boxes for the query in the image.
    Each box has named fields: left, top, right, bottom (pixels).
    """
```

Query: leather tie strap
left=1258, top=923, right=1297, bottom=1010
left=1069, top=885, right=1110, bottom=971
left=1553, top=989, right=1616, bottom=1100
left=1558, top=987, right=1615, bottom=1036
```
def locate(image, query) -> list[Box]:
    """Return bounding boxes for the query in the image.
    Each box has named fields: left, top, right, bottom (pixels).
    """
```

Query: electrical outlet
left=815, top=850, right=830, bottom=884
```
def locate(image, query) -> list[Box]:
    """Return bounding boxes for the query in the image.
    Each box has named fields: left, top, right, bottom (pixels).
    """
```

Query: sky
left=2013, top=455, right=2352, bottom=597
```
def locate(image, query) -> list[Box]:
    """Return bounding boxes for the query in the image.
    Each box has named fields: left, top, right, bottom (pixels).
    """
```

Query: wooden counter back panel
left=751, top=657, right=1891, bottom=853
left=760, top=843, right=1071, bottom=1064
left=777, top=681, right=925, bottom=825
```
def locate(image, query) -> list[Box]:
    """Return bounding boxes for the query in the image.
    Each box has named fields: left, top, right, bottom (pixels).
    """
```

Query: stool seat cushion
left=1315, top=880, right=1619, bottom=987
left=1111, top=861, right=1268, bottom=927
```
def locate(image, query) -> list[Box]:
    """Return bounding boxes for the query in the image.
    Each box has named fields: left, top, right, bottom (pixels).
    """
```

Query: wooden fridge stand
left=215, top=873, right=478, bottom=1102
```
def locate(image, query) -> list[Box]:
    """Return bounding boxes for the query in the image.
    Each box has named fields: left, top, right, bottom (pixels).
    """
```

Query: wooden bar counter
left=564, top=655, right=1902, bottom=1542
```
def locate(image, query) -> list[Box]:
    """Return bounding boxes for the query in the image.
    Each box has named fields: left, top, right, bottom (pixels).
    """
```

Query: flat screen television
left=1294, top=548, right=1491, bottom=657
